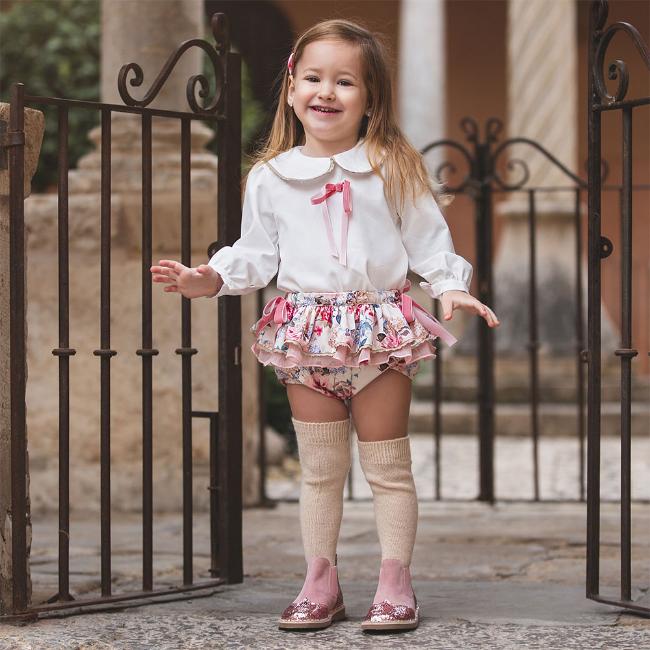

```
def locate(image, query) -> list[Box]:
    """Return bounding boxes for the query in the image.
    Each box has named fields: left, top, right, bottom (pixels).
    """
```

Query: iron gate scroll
left=586, top=0, right=650, bottom=615
left=3, top=13, right=242, bottom=619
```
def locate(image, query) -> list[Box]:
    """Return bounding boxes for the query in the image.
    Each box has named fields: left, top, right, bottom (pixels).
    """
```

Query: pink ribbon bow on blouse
left=311, top=180, right=352, bottom=266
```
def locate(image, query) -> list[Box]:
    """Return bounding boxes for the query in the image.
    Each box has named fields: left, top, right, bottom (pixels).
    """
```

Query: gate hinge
left=0, top=119, right=26, bottom=170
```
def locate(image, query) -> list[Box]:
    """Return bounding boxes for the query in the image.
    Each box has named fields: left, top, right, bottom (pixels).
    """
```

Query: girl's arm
left=399, top=189, right=499, bottom=327
left=206, top=164, right=279, bottom=297
left=398, top=189, right=473, bottom=299
left=150, top=164, right=279, bottom=300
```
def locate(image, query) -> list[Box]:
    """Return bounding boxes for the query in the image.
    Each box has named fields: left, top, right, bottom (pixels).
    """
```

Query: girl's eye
left=304, top=76, right=353, bottom=86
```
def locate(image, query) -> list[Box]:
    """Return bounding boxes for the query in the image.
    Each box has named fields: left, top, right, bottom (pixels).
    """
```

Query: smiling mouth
left=310, top=106, right=342, bottom=114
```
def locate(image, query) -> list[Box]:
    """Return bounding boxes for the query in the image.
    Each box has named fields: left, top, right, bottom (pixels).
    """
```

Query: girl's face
left=288, top=39, right=369, bottom=154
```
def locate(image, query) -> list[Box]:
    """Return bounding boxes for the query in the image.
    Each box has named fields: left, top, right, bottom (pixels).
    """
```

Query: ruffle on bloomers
left=249, top=282, right=457, bottom=369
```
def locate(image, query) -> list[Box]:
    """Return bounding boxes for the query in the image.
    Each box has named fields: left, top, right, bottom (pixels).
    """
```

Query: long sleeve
left=398, top=188, right=473, bottom=300
left=207, top=164, right=279, bottom=297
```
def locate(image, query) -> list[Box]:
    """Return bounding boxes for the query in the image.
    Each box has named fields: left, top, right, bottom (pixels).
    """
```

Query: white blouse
left=207, top=138, right=472, bottom=301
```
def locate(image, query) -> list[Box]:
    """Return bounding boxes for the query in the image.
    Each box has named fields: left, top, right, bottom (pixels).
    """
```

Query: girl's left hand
left=440, top=290, right=500, bottom=328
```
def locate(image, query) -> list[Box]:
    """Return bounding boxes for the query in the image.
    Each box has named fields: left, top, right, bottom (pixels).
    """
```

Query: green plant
left=0, top=0, right=101, bottom=192
left=263, top=364, right=297, bottom=455
left=0, top=0, right=264, bottom=190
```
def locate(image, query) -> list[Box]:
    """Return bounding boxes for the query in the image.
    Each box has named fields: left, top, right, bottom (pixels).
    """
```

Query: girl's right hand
left=150, top=260, right=223, bottom=299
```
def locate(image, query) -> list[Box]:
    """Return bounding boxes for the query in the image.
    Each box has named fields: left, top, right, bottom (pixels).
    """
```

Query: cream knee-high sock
left=357, top=435, right=418, bottom=566
left=292, top=417, right=351, bottom=565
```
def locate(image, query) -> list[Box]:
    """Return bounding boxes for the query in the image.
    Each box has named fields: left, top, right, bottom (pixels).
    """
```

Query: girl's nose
left=318, top=84, right=336, bottom=100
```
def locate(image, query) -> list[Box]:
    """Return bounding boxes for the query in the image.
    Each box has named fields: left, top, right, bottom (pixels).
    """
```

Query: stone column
left=398, top=0, right=446, bottom=154
left=70, top=0, right=219, bottom=253
left=493, top=0, right=617, bottom=354
left=0, top=102, right=45, bottom=613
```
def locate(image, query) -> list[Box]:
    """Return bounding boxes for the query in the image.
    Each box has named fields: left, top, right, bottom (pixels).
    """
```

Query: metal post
left=217, top=47, right=243, bottom=584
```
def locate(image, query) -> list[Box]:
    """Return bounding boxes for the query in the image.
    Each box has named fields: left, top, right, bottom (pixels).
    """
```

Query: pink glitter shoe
left=278, top=556, right=346, bottom=630
left=361, top=559, right=419, bottom=631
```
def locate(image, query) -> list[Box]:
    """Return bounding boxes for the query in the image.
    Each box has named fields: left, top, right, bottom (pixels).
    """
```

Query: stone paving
left=2, top=501, right=650, bottom=648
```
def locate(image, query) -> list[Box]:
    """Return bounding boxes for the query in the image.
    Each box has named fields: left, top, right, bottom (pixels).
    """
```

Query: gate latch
left=599, top=236, right=613, bottom=259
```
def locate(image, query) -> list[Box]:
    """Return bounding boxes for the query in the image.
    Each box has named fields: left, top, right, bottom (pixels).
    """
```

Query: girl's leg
left=278, top=382, right=350, bottom=628
left=350, top=370, right=419, bottom=622
left=286, top=383, right=349, bottom=422
left=287, top=384, right=351, bottom=564
left=350, top=368, right=411, bottom=442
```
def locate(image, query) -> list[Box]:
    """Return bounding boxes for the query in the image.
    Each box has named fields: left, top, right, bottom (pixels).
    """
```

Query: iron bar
left=257, top=289, right=268, bottom=504
left=216, top=51, right=244, bottom=583
left=93, top=107, right=116, bottom=598
left=23, top=94, right=226, bottom=121
left=139, top=111, right=155, bottom=591
left=19, top=579, right=226, bottom=618
left=476, top=144, right=495, bottom=503
left=190, top=411, right=221, bottom=577
left=433, top=298, right=442, bottom=501
left=616, top=105, right=637, bottom=602
left=586, top=0, right=603, bottom=598
left=592, top=98, right=650, bottom=112
left=209, top=413, right=221, bottom=576
left=180, top=116, right=194, bottom=586
left=527, top=190, right=540, bottom=501
left=55, top=104, right=72, bottom=602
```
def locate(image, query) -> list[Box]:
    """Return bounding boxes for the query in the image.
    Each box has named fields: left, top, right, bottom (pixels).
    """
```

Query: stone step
left=412, top=377, right=649, bottom=403
left=408, top=400, right=650, bottom=437
left=412, top=355, right=649, bottom=403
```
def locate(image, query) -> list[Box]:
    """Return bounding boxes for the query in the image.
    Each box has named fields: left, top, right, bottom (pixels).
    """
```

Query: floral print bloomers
left=249, top=281, right=458, bottom=402
left=272, top=363, right=419, bottom=402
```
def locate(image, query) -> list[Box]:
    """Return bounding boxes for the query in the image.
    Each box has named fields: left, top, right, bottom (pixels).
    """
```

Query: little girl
left=151, top=19, right=498, bottom=632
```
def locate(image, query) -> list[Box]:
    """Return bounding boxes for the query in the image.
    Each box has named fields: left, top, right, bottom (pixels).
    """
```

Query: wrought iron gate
left=586, top=0, right=650, bottom=615
left=2, top=13, right=242, bottom=619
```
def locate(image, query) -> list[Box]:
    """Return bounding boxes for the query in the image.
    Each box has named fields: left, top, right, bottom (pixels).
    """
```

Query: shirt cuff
left=419, top=279, right=470, bottom=301
left=203, top=265, right=232, bottom=298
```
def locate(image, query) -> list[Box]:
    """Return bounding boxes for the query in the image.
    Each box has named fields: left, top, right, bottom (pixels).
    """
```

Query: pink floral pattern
left=250, top=289, right=439, bottom=369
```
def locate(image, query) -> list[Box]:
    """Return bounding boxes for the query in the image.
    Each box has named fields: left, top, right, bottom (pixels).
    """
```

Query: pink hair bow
left=311, top=180, right=352, bottom=266
left=287, top=52, right=295, bottom=75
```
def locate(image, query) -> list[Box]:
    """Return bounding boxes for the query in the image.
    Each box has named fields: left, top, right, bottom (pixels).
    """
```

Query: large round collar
left=265, top=138, right=379, bottom=182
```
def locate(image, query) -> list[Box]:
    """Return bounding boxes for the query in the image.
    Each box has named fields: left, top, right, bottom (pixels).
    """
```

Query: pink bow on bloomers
left=311, top=180, right=352, bottom=266
left=399, top=279, right=457, bottom=347
left=253, top=295, right=293, bottom=336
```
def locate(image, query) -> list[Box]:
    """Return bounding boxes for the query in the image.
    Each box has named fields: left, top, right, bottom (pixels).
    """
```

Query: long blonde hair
left=245, top=19, right=451, bottom=216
